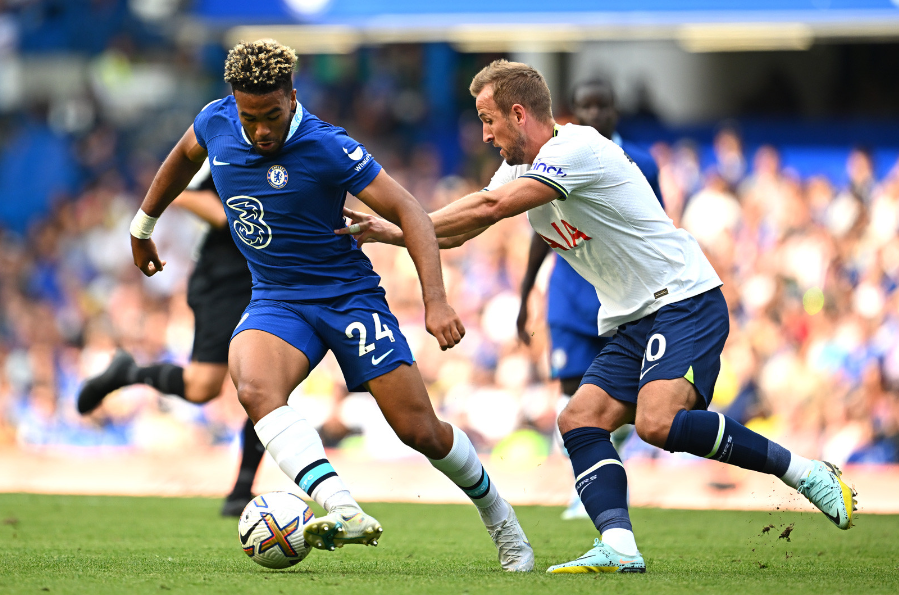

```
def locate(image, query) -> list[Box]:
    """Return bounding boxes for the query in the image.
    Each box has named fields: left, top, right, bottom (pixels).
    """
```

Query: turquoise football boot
left=797, top=461, right=857, bottom=530
left=547, top=538, right=645, bottom=574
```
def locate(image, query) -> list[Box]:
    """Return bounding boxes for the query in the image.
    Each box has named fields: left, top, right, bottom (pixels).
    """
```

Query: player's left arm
left=355, top=169, right=466, bottom=351
left=131, top=126, right=208, bottom=276
left=343, top=177, right=559, bottom=248
left=429, top=176, right=559, bottom=238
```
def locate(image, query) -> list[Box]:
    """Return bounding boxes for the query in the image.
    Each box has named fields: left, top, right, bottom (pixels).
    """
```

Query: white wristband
left=130, top=209, right=158, bottom=239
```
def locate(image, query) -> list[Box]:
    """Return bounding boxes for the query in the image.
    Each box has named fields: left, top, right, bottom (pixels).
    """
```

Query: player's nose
left=482, top=124, right=493, bottom=144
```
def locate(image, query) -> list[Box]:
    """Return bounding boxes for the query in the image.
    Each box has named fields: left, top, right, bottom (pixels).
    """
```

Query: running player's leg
left=230, top=304, right=379, bottom=550
left=550, top=329, right=619, bottom=520
left=548, top=317, right=650, bottom=574
left=365, top=363, right=534, bottom=571
left=320, top=290, right=532, bottom=570
left=547, top=382, right=644, bottom=573
left=635, top=289, right=856, bottom=530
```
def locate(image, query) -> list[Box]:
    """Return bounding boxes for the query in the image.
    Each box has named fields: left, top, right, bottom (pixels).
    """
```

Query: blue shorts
left=581, top=287, right=728, bottom=408
left=231, top=289, right=415, bottom=392
left=549, top=325, right=610, bottom=380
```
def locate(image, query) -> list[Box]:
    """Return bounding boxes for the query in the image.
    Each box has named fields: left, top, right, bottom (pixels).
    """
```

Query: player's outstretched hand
left=336, top=207, right=404, bottom=246
left=425, top=300, right=465, bottom=351
left=131, top=236, right=166, bottom=277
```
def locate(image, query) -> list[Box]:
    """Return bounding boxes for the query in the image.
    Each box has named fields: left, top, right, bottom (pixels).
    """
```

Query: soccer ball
left=238, top=492, right=315, bottom=568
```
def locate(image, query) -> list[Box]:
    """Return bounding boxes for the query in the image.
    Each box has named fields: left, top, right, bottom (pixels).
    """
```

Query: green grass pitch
left=0, top=494, right=897, bottom=595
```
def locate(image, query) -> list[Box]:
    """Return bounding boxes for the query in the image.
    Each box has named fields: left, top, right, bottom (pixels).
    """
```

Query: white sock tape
left=129, top=209, right=158, bottom=239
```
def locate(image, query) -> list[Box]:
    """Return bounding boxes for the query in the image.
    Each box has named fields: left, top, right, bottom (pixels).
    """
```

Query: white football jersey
left=486, top=124, right=722, bottom=335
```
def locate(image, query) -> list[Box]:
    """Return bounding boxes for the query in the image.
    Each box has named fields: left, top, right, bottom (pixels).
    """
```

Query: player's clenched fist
left=131, top=236, right=166, bottom=277
left=424, top=300, right=465, bottom=350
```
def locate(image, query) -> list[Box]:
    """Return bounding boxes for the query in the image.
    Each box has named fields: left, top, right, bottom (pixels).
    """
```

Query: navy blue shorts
left=231, top=289, right=415, bottom=392
left=549, top=325, right=610, bottom=380
left=581, top=287, right=728, bottom=408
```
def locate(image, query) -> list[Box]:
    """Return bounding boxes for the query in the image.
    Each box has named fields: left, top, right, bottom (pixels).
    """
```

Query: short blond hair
left=469, top=60, right=553, bottom=122
left=224, top=39, right=297, bottom=95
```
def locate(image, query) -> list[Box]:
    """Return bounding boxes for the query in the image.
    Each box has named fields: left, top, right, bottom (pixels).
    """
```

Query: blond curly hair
left=224, top=39, right=297, bottom=94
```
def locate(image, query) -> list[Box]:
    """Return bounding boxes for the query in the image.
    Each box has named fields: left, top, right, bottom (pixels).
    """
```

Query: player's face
left=476, top=87, right=528, bottom=166
left=234, top=88, right=298, bottom=156
left=573, top=84, right=617, bottom=139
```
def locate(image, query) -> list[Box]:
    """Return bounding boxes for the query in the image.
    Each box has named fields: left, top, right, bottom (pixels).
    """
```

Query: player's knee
left=395, top=424, right=444, bottom=459
left=235, top=380, right=270, bottom=413
left=634, top=413, right=673, bottom=448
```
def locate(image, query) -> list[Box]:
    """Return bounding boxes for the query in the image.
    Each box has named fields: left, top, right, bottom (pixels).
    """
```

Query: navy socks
left=664, top=410, right=790, bottom=476
left=562, top=427, right=631, bottom=533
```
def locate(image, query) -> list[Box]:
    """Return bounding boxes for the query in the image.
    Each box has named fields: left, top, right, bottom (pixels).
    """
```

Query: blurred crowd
left=1, top=2, right=898, bottom=468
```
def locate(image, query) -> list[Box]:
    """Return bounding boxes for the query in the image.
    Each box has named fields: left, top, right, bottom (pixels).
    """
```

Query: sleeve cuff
left=521, top=172, right=569, bottom=200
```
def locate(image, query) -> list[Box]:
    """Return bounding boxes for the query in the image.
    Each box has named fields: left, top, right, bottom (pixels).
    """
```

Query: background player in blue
left=516, top=79, right=663, bottom=520
left=126, top=40, right=533, bottom=571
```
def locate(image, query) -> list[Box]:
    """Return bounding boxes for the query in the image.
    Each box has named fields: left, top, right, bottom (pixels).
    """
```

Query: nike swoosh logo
left=236, top=313, right=249, bottom=328
left=372, top=349, right=394, bottom=365
left=639, top=363, right=659, bottom=381
left=239, top=518, right=262, bottom=545
left=212, top=156, right=231, bottom=166
left=823, top=509, right=840, bottom=526
left=343, top=146, right=364, bottom=161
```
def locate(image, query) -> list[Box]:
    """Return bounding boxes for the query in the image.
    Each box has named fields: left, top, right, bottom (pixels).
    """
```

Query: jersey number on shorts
left=640, top=333, right=666, bottom=380
left=345, top=313, right=396, bottom=356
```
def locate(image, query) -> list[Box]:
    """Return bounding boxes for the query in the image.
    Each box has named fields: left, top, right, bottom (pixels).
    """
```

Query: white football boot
left=303, top=506, right=383, bottom=551
left=482, top=501, right=535, bottom=572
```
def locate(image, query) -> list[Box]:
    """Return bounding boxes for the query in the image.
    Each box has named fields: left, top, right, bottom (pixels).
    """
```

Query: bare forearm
left=429, top=191, right=503, bottom=238
left=436, top=227, right=489, bottom=249
left=520, top=232, right=551, bottom=299
left=142, top=151, right=204, bottom=217
left=396, top=207, right=447, bottom=303
left=140, top=127, right=207, bottom=217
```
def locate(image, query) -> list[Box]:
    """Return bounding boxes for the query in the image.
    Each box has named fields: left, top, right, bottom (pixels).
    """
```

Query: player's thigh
left=229, top=301, right=328, bottom=422
left=313, top=289, right=415, bottom=394
left=633, top=288, right=729, bottom=444
left=559, top=381, right=636, bottom=435
left=182, top=362, right=230, bottom=403
left=635, top=288, right=729, bottom=406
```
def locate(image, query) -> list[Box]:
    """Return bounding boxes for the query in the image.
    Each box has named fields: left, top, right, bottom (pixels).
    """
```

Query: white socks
left=780, top=453, right=815, bottom=489
left=428, top=424, right=510, bottom=526
left=602, top=528, right=638, bottom=556
left=254, top=406, right=358, bottom=512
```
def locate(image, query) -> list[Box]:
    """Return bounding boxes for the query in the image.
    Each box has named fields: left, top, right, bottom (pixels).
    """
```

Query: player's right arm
left=131, top=125, right=208, bottom=276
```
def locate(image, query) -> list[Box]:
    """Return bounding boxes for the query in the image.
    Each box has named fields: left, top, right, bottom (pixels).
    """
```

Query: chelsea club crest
left=267, top=165, right=288, bottom=189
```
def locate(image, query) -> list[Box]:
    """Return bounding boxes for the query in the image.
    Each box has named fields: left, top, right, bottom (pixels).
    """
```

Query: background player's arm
left=517, top=233, right=552, bottom=345
left=132, top=126, right=208, bottom=276
left=172, top=190, right=227, bottom=228
left=355, top=169, right=466, bottom=350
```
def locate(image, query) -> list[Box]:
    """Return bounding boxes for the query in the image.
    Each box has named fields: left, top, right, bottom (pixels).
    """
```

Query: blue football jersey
left=192, top=96, right=383, bottom=301
left=547, top=136, right=663, bottom=335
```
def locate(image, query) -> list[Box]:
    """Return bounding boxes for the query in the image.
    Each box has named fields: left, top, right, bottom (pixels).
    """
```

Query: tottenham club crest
left=267, top=165, right=288, bottom=189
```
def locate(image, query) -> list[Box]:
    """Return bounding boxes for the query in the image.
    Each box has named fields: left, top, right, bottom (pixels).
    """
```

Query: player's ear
left=290, top=89, right=297, bottom=111
left=511, top=104, right=526, bottom=125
